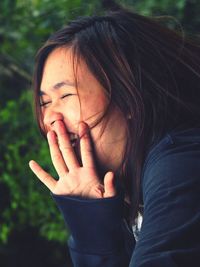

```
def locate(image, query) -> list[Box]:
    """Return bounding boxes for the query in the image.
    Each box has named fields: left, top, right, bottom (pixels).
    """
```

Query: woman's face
left=40, top=48, right=127, bottom=174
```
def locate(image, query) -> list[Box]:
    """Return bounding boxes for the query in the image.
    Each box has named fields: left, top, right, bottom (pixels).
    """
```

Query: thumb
left=104, top=171, right=116, bottom=198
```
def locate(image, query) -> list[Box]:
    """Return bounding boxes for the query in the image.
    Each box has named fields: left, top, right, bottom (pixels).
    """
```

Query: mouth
left=69, top=132, right=82, bottom=164
left=69, top=133, right=79, bottom=147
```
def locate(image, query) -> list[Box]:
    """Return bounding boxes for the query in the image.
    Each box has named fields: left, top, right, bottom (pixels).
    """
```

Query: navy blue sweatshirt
left=52, top=128, right=200, bottom=266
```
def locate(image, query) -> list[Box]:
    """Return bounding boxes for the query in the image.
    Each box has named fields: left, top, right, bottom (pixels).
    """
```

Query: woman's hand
left=29, top=121, right=116, bottom=199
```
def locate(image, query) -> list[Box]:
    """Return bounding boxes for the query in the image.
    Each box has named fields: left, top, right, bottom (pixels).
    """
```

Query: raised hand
left=29, top=121, right=116, bottom=199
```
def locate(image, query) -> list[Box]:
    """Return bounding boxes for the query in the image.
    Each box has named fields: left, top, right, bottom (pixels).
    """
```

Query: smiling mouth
left=69, top=133, right=79, bottom=147
left=69, top=132, right=82, bottom=163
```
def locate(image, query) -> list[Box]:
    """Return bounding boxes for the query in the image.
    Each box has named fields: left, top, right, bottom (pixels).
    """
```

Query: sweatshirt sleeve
left=52, top=191, right=135, bottom=267
left=130, top=129, right=200, bottom=267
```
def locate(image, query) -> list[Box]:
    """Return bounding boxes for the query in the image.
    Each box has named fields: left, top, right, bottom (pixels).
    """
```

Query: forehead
left=40, top=48, right=76, bottom=92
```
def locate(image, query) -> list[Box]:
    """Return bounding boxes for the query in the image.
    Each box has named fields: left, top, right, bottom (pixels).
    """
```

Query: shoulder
left=143, top=127, right=200, bottom=171
left=142, top=127, right=200, bottom=203
left=142, top=127, right=200, bottom=176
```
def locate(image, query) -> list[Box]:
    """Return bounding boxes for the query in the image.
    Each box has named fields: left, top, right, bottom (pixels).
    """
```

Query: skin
left=29, top=47, right=128, bottom=198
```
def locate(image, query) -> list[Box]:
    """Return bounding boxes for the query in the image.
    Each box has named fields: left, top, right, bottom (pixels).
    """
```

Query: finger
left=79, top=121, right=95, bottom=168
left=47, top=130, right=68, bottom=176
left=29, top=160, right=56, bottom=191
left=104, top=171, right=116, bottom=198
left=53, top=121, right=79, bottom=169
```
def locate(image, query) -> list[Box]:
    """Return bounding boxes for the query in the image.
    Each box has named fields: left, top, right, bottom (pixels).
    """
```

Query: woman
left=29, top=2, right=200, bottom=266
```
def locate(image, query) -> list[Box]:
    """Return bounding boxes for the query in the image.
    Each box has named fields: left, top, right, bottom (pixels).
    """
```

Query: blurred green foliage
left=0, top=91, right=67, bottom=243
left=0, top=0, right=200, bottom=247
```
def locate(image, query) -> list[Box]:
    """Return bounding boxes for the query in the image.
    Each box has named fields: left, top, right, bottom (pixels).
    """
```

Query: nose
left=43, top=109, right=64, bottom=130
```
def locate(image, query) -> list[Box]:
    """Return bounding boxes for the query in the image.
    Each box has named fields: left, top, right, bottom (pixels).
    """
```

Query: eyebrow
left=40, top=80, right=76, bottom=96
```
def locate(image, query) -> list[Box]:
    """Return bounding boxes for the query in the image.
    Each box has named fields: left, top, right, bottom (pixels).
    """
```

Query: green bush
left=0, top=90, right=67, bottom=244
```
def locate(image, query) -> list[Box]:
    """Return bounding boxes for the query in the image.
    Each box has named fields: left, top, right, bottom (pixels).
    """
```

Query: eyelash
left=40, top=94, right=74, bottom=107
left=61, top=93, right=73, bottom=99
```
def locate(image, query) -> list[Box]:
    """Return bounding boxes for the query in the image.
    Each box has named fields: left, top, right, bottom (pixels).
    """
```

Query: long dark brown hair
left=33, top=2, right=200, bottom=222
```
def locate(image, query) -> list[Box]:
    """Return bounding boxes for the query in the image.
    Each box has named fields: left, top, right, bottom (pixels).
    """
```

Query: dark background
left=0, top=0, right=200, bottom=266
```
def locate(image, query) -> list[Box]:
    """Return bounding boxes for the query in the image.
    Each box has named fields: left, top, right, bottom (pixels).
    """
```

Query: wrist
left=52, top=191, right=125, bottom=253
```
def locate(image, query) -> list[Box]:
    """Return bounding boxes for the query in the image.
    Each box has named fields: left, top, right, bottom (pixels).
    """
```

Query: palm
left=53, top=167, right=103, bottom=198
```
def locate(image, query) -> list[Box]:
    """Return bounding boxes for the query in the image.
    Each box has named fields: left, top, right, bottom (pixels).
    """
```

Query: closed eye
left=40, top=101, right=51, bottom=107
left=61, top=93, right=74, bottom=99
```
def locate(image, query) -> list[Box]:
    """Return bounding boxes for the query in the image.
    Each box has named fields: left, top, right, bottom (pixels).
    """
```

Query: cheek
left=80, top=94, right=108, bottom=124
left=62, top=98, right=81, bottom=127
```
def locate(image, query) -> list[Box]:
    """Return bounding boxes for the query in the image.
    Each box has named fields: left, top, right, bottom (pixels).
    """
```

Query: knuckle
left=85, top=148, right=93, bottom=154
left=59, top=132, right=69, bottom=139
left=60, top=145, right=71, bottom=152
left=52, top=153, right=62, bottom=161
left=43, top=173, right=50, bottom=180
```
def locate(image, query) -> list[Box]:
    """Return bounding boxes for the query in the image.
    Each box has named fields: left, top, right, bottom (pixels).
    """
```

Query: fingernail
left=29, top=160, right=34, bottom=168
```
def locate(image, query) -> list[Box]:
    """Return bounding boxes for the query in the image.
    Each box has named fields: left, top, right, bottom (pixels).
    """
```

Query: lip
left=73, top=138, right=82, bottom=164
